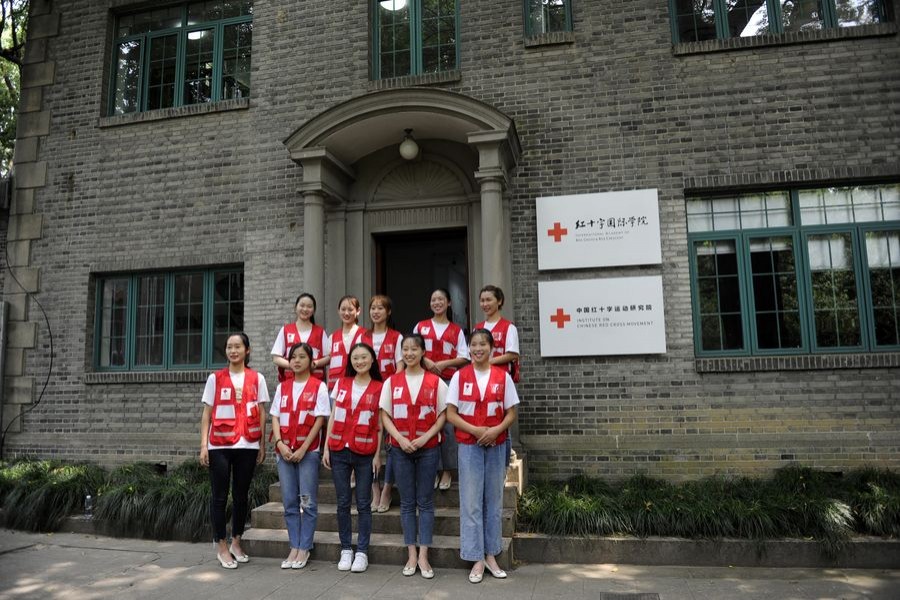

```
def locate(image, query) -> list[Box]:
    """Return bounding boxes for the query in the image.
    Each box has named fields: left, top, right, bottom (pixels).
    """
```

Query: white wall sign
left=539, top=277, right=667, bottom=357
left=536, top=189, right=662, bottom=270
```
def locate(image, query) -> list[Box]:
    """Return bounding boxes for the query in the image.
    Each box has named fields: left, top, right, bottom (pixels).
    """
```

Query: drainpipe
left=0, top=301, right=7, bottom=459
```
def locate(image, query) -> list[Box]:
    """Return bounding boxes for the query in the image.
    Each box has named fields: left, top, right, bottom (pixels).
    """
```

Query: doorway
left=374, top=229, right=470, bottom=335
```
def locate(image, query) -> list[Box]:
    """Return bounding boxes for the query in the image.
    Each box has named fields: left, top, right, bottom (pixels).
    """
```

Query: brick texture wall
left=2, top=0, right=898, bottom=478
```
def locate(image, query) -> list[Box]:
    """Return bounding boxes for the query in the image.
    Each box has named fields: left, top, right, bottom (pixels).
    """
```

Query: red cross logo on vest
left=547, top=222, right=568, bottom=242
left=550, top=308, right=571, bottom=329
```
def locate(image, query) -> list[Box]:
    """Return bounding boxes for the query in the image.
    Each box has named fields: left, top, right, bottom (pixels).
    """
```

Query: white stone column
left=301, top=189, right=326, bottom=307
left=477, top=174, right=509, bottom=296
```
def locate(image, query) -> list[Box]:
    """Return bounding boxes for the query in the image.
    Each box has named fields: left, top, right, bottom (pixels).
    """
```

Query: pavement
left=0, top=530, right=898, bottom=600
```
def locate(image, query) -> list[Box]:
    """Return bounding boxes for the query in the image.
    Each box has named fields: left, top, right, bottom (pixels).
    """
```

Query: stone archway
left=283, top=88, right=520, bottom=327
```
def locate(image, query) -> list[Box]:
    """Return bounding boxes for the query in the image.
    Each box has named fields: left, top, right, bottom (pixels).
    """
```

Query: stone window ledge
left=85, top=371, right=210, bottom=384
left=368, top=70, right=461, bottom=91
left=695, top=352, right=900, bottom=373
left=674, top=22, right=896, bottom=56
left=524, top=31, right=575, bottom=48
left=98, top=98, right=250, bottom=128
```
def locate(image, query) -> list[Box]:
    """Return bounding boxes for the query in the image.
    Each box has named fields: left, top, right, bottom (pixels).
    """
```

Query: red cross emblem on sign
left=547, top=222, right=568, bottom=243
left=550, top=308, right=571, bottom=329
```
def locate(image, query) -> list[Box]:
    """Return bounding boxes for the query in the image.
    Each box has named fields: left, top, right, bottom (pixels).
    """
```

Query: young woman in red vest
left=199, top=333, right=270, bottom=570
left=474, top=284, right=521, bottom=467
left=361, top=294, right=404, bottom=513
left=322, top=342, right=383, bottom=573
left=413, top=288, right=469, bottom=490
left=446, top=328, right=519, bottom=584
left=270, top=342, right=330, bottom=570
left=379, top=333, right=448, bottom=578
left=323, top=295, right=367, bottom=392
left=270, top=293, right=327, bottom=384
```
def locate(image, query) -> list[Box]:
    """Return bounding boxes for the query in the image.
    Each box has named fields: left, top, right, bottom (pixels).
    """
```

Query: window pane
left=173, top=273, right=205, bottom=365
left=694, top=240, right=744, bottom=351
left=835, top=0, right=886, bottom=26
left=147, top=34, right=178, bottom=110
left=808, top=233, right=861, bottom=348
left=866, top=231, right=900, bottom=346
left=222, top=22, right=252, bottom=99
left=800, top=184, right=900, bottom=225
left=184, top=28, right=216, bottom=105
left=378, top=0, right=412, bottom=78
left=98, top=279, right=129, bottom=368
left=113, top=40, right=142, bottom=115
left=135, top=275, right=166, bottom=367
left=212, top=271, right=244, bottom=363
left=750, top=237, right=802, bottom=349
left=724, top=0, right=772, bottom=37
left=674, top=0, right=717, bottom=43
left=188, top=1, right=222, bottom=24
left=421, top=0, right=457, bottom=73
left=529, top=0, right=569, bottom=34
left=779, top=0, right=826, bottom=33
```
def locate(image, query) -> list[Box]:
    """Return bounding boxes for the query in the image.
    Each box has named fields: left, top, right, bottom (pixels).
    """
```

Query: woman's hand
left=278, top=441, right=292, bottom=461
left=399, top=436, right=417, bottom=453
left=256, top=445, right=266, bottom=465
left=411, top=436, right=429, bottom=451
left=322, top=448, right=332, bottom=470
left=477, top=426, right=501, bottom=447
left=423, top=357, right=441, bottom=376
left=291, top=447, right=306, bottom=463
left=372, top=452, right=382, bottom=475
left=200, top=446, right=209, bottom=467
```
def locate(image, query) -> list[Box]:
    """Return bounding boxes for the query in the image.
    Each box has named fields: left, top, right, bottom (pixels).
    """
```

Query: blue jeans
left=276, top=451, right=320, bottom=551
left=383, top=444, right=394, bottom=485
left=392, top=444, right=440, bottom=546
left=330, top=448, right=374, bottom=553
left=438, top=422, right=458, bottom=471
left=457, top=442, right=506, bottom=561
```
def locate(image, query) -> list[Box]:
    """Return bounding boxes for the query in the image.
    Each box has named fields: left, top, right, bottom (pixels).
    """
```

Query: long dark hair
left=344, top=342, right=382, bottom=381
left=338, top=295, right=361, bottom=324
left=224, top=332, right=251, bottom=366
left=369, top=294, right=396, bottom=329
left=402, top=333, right=427, bottom=368
left=431, top=287, right=453, bottom=323
left=287, top=342, right=314, bottom=375
left=295, top=293, right=317, bottom=325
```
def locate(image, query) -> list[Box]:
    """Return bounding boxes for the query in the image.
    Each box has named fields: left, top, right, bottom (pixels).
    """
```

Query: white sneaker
left=350, top=552, right=368, bottom=573
left=338, top=549, right=353, bottom=571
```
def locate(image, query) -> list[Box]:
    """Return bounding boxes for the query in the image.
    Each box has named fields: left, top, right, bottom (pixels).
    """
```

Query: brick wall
left=2, top=0, right=898, bottom=477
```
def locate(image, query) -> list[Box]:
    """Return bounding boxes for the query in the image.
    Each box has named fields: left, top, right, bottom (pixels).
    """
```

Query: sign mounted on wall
left=536, top=188, right=662, bottom=270
left=539, top=276, right=667, bottom=357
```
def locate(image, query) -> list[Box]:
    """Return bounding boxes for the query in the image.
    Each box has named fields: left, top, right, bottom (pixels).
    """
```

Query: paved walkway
left=0, top=530, right=897, bottom=599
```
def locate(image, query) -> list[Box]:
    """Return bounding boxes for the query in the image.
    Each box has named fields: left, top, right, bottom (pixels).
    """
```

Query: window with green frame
left=110, top=1, right=252, bottom=115
left=525, top=0, right=573, bottom=36
left=373, top=0, right=459, bottom=80
left=687, top=184, right=900, bottom=356
left=670, top=0, right=890, bottom=43
left=94, top=268, right=244, bottom=370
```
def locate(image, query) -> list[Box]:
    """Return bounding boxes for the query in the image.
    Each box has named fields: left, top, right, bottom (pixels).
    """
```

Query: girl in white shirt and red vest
left=361, top=294, right=404, bottom=513
left=270, top=342, right=330, bottom=570
left=323, top=295, right=368, bottom=393
left=413, top=288, right=470, bottom=490
left=446, top=328, right=519, bottom=584
left=271, top=293, right=328, bottom=384
left=322, top=342, right=383, bottom=573
left=199, top=333, right=270, bottom=570
left=379, top=333, right=448, bottom=579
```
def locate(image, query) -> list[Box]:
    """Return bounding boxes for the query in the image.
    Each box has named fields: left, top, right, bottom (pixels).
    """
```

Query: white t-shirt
left=202, top=370, right=271, bottom=450
left=481, top=319, right=520, bottom=354
left=446, top=368, right=520, bottom=411
left=378, top=371, right=448, bottom=414
left=413, top=319, right=470, bottom=360
left=329, top=379, right=374, bottom=411
left=269, top=379, right=331, bottom=420
left=270, top=324, right=318, bottom=358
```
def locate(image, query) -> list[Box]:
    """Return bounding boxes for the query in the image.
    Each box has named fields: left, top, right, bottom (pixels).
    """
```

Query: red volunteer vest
left=279, top=323, right=326, bottom=383
left=416, top=319, right=463, bottom=380
left=328, top=377, right=382, bottom=455
left=388, top=372, right=441, bottom=450
left=361, top=328, right=402, bottom=380
left=454, top=365, right=508, bottom=446
left=474, top=318, right=520, bottom=383
left=209, top=368, right=262, bottom=446
left=277, top=377, right=324, bottom=452
left=327, top=327, right=367, bottom=388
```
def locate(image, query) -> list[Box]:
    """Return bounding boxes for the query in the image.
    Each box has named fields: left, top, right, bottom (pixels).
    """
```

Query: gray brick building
left=2, top=0, right=898, bottom=480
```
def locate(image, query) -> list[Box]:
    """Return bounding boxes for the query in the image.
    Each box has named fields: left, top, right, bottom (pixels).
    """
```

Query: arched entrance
left=284, top=88, right=520, bottom=330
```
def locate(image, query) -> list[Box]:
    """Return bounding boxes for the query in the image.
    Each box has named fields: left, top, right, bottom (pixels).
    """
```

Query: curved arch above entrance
left=284, top=88, right=520, bottom=331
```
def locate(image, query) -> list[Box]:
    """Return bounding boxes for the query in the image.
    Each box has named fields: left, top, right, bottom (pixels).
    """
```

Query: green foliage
left=0, top=460, right=105, bottom=531
left=518, top=466, right=900, bottom=557
left=1, top=0, right=29, bottom=175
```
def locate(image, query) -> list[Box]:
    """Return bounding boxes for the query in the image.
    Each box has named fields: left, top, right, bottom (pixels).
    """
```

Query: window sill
left=98, top=97, right=250, bottom=128
left=85, top=370, right=210, bottom=384
left=673, top=22, right=897, bottom=56
left=695, top=352, right=900, bottom=373
left=524, top=31, right=575, bottom=48
left=368, top=70, right=461, bottom=91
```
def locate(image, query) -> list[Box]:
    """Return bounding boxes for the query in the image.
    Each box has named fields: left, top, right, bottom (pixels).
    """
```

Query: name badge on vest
left=337, top=389, right=347, bottom=404
left=220, top=388, right=231, bottom=400
left=393, top=386, right=403, bottom=400
left=493, top=332, right=502, bottom=342
left=333, top=342, right=341, bottom=353
left=287, top=333, right=296, bottom=343
left=421, top=326, right=430, bottom=335
left=463, top=382, right=474, bottom=396
left=281, top=394, right=290, bottom=408
left=491, top=383, right=501, bottom=394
